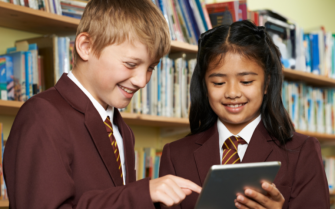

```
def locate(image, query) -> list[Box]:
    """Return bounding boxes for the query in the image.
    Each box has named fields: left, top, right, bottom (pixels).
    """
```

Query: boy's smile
left=73, top=34, right=159, bottom=110
left=205, top=52, right=266, bottom=134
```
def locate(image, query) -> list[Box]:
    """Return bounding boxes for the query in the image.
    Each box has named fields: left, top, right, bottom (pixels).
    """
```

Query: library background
left=0, top=0, right=335, bottom=208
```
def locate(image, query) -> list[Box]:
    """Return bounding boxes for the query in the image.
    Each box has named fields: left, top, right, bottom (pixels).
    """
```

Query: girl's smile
left=223, top=102, right=247, bottom=113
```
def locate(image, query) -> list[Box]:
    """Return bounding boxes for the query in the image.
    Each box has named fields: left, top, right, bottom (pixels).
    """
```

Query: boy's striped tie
left=104, top=116, right=123, bottom=182
left=222, top=136, right=247, bottom=165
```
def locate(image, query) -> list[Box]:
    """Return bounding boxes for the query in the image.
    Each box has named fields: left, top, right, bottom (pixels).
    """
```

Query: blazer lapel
left=84, top=104, right=124, bottom=186
left=242, top=121, right=273, bottom=163
left=113, top=109, right=136, bottom=184
left=56, top=74, right=124, bottom=186
left=193, top=124, right=221, bottom=185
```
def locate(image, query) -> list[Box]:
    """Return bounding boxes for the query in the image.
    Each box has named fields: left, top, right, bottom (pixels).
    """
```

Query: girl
left=159, top=20, right=329, bottom=209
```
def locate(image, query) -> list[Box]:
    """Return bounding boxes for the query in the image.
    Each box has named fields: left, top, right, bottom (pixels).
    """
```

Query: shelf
left=0, top=100, right=189, bottom=127
left=283, top=68, right=335, bottom=87
left=0, top=100, right=23, bottom=116
left=1, top=100, right=335, bottom=140
left=170, top=41, right=197, bottom=53
left=0, top=1, right=79, bottom=35
left=0, top=200, right=8, bottom=207
left=0, top=1, right=198, bottom=52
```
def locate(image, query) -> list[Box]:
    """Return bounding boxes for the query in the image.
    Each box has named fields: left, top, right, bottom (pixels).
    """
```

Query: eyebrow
left=208, top=72, right=258, bottom=77
left=127, top=57, right=159, bottom=65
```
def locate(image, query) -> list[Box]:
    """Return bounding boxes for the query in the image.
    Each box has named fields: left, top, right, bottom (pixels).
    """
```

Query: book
left=0, top=56, right=14, bottom=100
left=206, top=1, right=237, bottom=27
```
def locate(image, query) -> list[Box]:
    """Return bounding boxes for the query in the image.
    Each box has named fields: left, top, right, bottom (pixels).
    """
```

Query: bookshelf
left=1, top=0, right=335, bottom=207
left=1, top=99, right=335, bottom=142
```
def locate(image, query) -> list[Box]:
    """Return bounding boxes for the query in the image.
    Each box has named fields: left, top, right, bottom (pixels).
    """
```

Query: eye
left=125, top=62, right=136, bottom=68
left=148, top=66, right=156, bottom=72
left=213, top=82, right=225, bottom=86
left=241, top=81, right=253, bottom=85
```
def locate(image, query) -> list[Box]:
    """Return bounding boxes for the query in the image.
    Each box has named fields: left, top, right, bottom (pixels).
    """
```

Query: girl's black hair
left=189, top=20, right=295, bottom=144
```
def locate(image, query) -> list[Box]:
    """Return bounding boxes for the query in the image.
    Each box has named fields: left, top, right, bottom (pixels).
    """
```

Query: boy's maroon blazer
left=4, top=74, right=155, bottom=209
left=159, top=122, right=330, bottom=209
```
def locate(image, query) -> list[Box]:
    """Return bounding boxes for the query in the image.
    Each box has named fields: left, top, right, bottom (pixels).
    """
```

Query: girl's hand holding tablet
left=234, top=182, right=284, bottom=209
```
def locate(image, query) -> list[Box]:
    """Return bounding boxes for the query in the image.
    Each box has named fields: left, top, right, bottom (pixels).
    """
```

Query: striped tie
left=104, top=116, right=123, bottom=181
left=222, top=136, right=247, bottom=165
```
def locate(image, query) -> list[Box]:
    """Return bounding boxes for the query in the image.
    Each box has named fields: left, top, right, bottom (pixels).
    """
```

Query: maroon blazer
left=4, top=74, right=155, bottom=209
left=159, top=122, right=330, bottom=209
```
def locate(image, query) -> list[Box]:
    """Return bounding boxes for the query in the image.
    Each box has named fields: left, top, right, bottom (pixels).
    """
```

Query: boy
left=3, top=0, right=201, bottom=208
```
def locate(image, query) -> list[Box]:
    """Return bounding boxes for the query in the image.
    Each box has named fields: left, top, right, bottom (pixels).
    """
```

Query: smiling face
left=205, top=52, right=266, bottom=134
left=74, top=35, right=159, bottom=109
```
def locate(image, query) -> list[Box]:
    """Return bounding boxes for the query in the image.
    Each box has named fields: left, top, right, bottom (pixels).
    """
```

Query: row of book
left=135, top=147, right=162, bottom=180
left=0, top=124, right=8, bottom=200
left=282, top=81, right=335, bottom=134
left=0, top=35, right=74, bottom=101
left=249, top=9, right=335, bottom=78
left=120, top=53, right=196, bottom=118
left=0, top=0, right=87, bottom=19
left=152, top=0, right=252, bottom=45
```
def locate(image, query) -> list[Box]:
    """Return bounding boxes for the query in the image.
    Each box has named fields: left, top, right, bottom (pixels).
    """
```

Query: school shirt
left=68, top=71, right=126, bottom=184
left=218, top=115, right=261, bottom=163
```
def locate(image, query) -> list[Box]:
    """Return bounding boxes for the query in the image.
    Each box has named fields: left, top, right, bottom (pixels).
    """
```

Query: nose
left=131, top=68, right=148, bottom=89
left=224, top=81, right=242, bottom=99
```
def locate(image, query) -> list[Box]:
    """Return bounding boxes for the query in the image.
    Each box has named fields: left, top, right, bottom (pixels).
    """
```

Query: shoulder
left=15, top=87, right=71, bottom=127
left=284, top=131, right=319, bottom=150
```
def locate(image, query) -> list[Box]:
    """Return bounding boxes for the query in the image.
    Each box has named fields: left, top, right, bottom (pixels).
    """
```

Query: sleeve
left=289, top=137, right=330, bottom=209
left=3, top=98, right=155, bottom=209
left=155, top=143, right=182, bottom=209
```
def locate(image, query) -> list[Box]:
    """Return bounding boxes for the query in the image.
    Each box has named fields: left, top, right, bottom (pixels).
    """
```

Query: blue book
left=0, top=56, right=14, bottom=100
left=194, top=0, right=208, bottom=31
left=4, top=52, right=26, bottom=101
left=0, top=58, right=6, bottom=100
left=182, top=0, right=200, bottom=41
left=310, top=33, right=320, bottom=75
left=178, top=0, right=197, bottom=44
left=24, top=51, right=33, bottom=99
left=154, top=155, right=161, bottom=179
left=303, top=34, right=311, bottom=73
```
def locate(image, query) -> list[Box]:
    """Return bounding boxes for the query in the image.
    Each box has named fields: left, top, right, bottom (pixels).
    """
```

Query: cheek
left=244, top=84, right=264, bottom=104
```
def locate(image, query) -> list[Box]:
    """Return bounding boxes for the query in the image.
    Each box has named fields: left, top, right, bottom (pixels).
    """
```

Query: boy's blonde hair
left=74, top=0, right=171, bottom=65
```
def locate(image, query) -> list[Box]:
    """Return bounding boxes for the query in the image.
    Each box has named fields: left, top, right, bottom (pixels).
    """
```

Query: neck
left=72, top=66, right=108, bottom=110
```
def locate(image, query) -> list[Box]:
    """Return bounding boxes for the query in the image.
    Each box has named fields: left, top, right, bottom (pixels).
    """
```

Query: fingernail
left=263, top=182, right=269, bottom=189
left=237, top=195, right=244, bottom=201
left=245, top=189, right=252, bottom=195
left=235, top=202, right=241, bottom=208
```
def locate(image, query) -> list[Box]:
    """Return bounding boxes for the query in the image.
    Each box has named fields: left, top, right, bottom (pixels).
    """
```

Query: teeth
left=227, top=104, right=243, bottom=107
left=119, top=85, right=134, bottom=94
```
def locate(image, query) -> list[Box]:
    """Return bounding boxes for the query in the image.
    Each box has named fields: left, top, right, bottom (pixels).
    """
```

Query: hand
left=234, top=182, right=284, bottom=209
left=149, top=175, right=202, bottom=207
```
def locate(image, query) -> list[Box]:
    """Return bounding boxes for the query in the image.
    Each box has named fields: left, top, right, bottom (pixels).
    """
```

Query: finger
left=156, top=190, right=175, bottom=207
left=163, top=177, right=187, bottom=201
left=234, top=200, right=250, bottom=209
left=161, top=182, right=184, bottom=205
left=171, top=176, right=202, bottom=193
left=262, top=182, right=284, bottom=202
left=181, top=188, right=192, bottom=196
left=236, top=194, right=266, bottom=209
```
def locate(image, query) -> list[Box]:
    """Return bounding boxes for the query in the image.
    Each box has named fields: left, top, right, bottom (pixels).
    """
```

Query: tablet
left=194, top=161, right=281, bottom=209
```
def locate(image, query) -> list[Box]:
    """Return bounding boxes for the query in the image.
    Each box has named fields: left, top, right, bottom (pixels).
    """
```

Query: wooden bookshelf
left=0, top=200, right=8, bottom=207
left=283, top=68, right=335, bottom=87
left=0, top=1, right=79, bottom=35
left=1, top=100, right=335, bottom=141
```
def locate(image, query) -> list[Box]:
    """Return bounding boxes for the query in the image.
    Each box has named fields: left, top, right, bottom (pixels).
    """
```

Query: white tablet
left=195, top=161, right=281, bottom=209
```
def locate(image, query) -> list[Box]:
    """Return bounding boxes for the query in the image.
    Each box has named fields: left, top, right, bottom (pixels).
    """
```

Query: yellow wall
left=206, top=0, right=335, bottom=33
left=0, top=27, right=40, bottom=54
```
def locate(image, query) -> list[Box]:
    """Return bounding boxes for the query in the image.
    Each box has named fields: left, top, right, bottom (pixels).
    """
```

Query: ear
left=75, top=32, right=92, bottom=62
left=264, top=75, right=270, bottom=94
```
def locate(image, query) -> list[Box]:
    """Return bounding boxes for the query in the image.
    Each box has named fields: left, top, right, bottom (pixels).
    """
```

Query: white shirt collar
left=67, top=71, right=114, bottom=122
left=218, top=115, right=261, bottom=145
